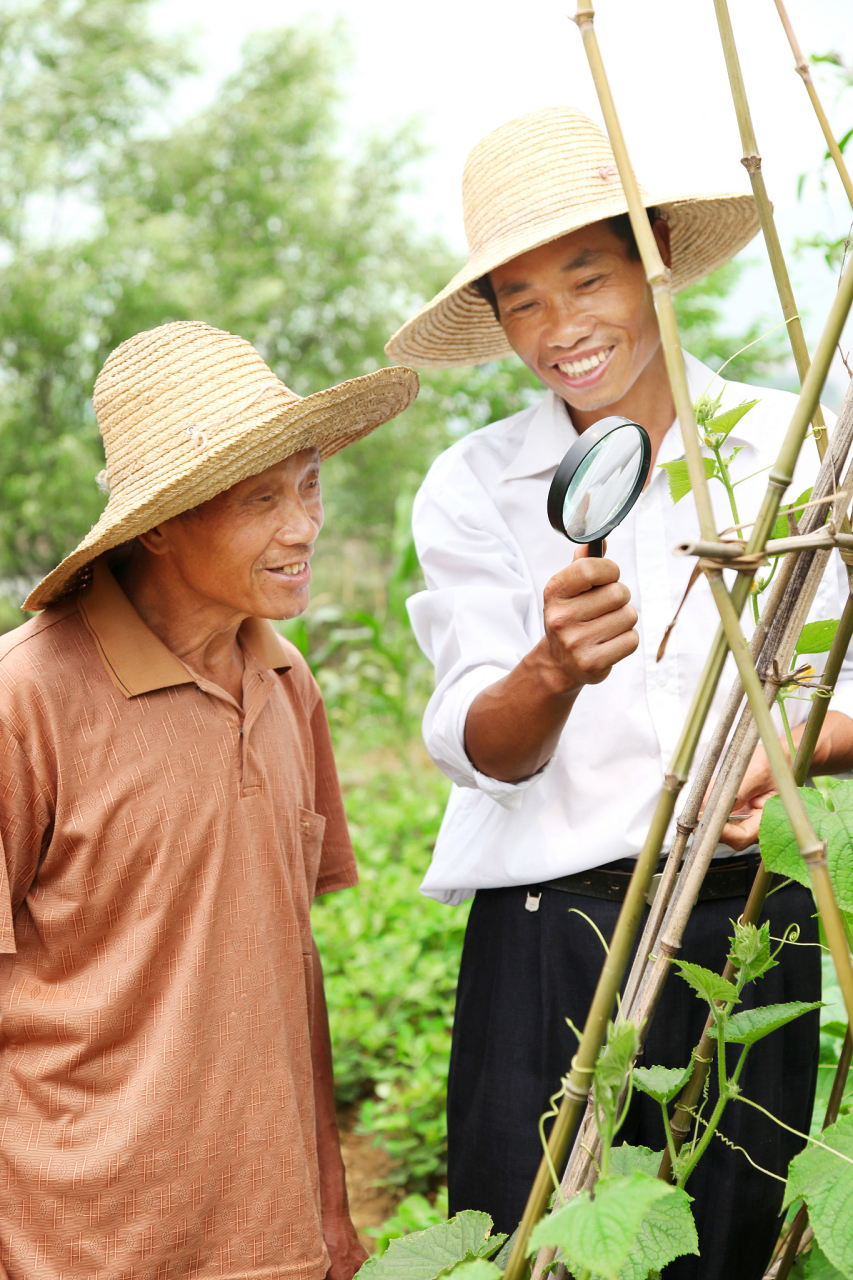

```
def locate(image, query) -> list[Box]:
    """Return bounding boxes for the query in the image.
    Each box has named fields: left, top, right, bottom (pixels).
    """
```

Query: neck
left=566, top=343, right=676, bottom=472
left=117, top=551, right=248, bottom=705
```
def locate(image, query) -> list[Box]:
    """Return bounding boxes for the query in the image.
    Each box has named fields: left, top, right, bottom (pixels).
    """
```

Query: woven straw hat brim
left=385, top=190, right=759, bottom=368
left=25, top=365, right=418, bottom=611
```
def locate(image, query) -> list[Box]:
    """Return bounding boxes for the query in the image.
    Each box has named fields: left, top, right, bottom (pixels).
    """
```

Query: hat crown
left=461, top=105, right=647, bottom=261
left=93, top=322, right=298, bottom=497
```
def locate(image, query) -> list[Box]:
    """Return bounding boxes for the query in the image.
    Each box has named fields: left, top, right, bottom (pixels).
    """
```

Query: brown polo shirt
left=0, top=558, right=357, bottom=1279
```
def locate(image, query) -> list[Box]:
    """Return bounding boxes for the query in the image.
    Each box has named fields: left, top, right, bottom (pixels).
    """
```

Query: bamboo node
left=676, top=818, right=698, bottom=835
left=741, top=153, right=762, bottom=174
left=664, top=772, right=686, bottom=793
left=658, top=939, right=681, bottom=958
left=802, top=841, right=828, bottom=866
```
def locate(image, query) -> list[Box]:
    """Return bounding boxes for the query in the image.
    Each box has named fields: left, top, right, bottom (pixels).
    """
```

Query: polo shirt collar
left=79, top=556, right=292, bottom=699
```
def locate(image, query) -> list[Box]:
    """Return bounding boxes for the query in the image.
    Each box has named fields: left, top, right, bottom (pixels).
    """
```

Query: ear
left=136, top=525, right=170, bottom=557
left=652, top=218, right=672, bottom=270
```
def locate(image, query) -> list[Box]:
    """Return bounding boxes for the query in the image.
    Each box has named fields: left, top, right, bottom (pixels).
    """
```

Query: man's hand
left=324, top=1211, right=368, bottom=1280
left=541, top=544, right=639, bottom=691
left=464, top=544, right=639, bottom=781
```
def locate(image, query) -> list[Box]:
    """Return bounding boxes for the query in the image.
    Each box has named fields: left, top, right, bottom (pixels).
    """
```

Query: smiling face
left=489, top=218, right=671, bottom=429
left=144, top=447, right=324, bottom=622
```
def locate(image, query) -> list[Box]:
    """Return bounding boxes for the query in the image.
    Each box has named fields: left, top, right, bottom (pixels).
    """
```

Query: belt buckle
left=645, top=872, right=663, bottom=907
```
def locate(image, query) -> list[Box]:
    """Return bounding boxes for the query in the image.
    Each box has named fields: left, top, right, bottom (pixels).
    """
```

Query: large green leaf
left=632, top=1064, right=693, bottom=1105
left=724, top=1001, right=822, bottom=1046
left=796, top=619, right=840, bottom=656
left=760, top=782, right=853, bottom=912
left=784, top=1114, right=853, bottom=1279
left=609, top=1144, right=663, bottom=1177
left=674, top=960, right=739, bottom=1008
left=357, top=1212, right=504, bottom=1280
left=658, top=457, right=717, bottom=505
left=527, top=1173, right=676, bottom=1280
left=617, top=1187, right=699, bottom=1280
left=595, top=1022, right=640, bottom=1134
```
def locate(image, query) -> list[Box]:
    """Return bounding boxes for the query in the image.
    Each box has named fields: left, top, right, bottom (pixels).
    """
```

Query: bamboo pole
left=773, top=0, right=853, bottom=208
left=571, top=0, right=716, bottom=540
left=713, top=0, right=828, bottom=459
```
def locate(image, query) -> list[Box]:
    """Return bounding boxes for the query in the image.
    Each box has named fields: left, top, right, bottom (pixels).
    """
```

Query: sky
left=152, top=0, right=853, bottom=403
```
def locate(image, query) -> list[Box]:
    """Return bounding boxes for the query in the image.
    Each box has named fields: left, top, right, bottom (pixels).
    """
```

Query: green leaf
left=784, top=1114, right=853, bottom=1279
left=594, top=1021, right=640, bottom=1134
left=760, top=783, right=853, bottom=912
left=799, top=1242, right=851, bottom=1278
left=440, top=1261, right=502, bottom=1280
left=492, top=1230, right=517, bottom=1272
left=609, top=1145, right=664, bottom=1178
left=771, top=488, right=813, bottom=541
left=527, top=1173, right=675, bottom=1280
left=357, top=1212, right=504, bottom=1280
left=796, top=619, right=840, bottom=656
left=724, top=1001, right=822, bottom=1046
left=674, top=960, right=740, bottom=1008
left=705, top=398, right=759, bottom=441
left=632, top=1065, right=693, bottom=1105
left=658, top=456, right=718, bottom=504
left=617, top=1187, right=699, bottom=1280
left=728, top=920, right=777, bottom=985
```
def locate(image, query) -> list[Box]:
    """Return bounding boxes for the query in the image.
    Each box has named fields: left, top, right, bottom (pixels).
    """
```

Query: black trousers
left=446, top=868, right=820, bottom=1280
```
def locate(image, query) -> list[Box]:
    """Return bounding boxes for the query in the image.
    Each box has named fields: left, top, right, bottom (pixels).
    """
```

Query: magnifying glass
left=547, top=416, right=652, bottom=556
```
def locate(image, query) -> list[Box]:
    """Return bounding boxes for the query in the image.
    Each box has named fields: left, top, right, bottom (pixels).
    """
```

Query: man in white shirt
left=385, top=107, right=853, bottom=1280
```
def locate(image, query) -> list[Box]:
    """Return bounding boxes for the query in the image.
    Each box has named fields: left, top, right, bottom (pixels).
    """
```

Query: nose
left=541, top=296, right=597, bottom=354
left=274, top=494, right=322, bottom=547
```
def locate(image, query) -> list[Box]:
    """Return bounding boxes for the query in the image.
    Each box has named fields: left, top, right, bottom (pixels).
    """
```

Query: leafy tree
left=0, top=0, right=786, bottom=601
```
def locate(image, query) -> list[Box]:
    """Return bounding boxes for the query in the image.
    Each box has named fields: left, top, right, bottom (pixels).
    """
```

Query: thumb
left=572, top=540, right=607, bottom=562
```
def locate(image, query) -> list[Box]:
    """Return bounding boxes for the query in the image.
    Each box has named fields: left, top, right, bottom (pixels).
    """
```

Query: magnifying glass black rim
left=547, top=415, right=652, bottom=544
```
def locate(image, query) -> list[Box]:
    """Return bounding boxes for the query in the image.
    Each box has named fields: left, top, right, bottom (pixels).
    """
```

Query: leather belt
left=539, top=858, right=755, bottom=907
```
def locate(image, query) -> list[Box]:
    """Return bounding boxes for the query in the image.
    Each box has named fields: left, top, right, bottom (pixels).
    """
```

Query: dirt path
left=338, top=1111, right=403, bottom=1251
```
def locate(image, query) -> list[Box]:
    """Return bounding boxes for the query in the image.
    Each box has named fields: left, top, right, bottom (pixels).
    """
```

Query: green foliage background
left=0, top=0, right=838, bottom=1224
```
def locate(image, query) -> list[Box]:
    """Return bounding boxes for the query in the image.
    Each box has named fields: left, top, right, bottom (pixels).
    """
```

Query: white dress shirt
left=408, top=353, right=853, bottom=904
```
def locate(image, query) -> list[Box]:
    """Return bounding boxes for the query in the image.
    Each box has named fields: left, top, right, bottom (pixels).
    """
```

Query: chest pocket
left=297, top=807, right=326, bottom=899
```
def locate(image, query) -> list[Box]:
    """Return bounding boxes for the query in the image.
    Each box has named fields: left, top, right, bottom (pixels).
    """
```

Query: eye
left=509, top=300, right=536, bottom=315
left=579, top=274, right=605, bottom=289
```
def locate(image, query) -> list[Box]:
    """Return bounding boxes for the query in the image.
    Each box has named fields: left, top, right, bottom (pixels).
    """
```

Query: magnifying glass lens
left=562, top=432, right=644, bottom=539
left=547, top=417, right=652, bottom=554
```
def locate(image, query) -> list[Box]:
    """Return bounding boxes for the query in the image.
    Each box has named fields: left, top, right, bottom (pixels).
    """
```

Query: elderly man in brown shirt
left=0, top=322, right=417, bottom=1279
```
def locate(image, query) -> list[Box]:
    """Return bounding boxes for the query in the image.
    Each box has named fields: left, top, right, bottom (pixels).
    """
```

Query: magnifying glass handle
left=588, top=538, right=604, bottom=558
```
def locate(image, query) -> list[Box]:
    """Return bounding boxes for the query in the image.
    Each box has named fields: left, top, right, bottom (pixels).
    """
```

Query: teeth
left=272, top=562, right=306, bottom=576
left=557, top=348, right=611, bottom=378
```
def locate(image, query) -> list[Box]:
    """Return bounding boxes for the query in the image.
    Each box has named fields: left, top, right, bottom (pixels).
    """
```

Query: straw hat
left=26, top=321, right=418, bottom=610
left=385, top=106, right=761, bottom=368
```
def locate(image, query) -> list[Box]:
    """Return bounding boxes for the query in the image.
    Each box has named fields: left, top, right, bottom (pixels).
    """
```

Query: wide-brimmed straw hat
left=26, top=321, right=418, bottom=610
left=385, top=106, right=761, bottom=368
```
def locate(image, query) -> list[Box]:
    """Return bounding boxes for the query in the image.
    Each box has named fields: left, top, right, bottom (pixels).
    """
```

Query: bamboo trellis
left=501, top=4, right=853, bottom=1278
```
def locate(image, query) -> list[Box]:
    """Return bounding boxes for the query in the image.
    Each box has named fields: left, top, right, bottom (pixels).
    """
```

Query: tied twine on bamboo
left=499, top=5, right=853, bottom=1276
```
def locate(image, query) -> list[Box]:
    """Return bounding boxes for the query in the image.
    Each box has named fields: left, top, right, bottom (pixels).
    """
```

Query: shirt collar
left=78, top=556, right=292, bottom=699
left=499, top=391, right=579, bottom=483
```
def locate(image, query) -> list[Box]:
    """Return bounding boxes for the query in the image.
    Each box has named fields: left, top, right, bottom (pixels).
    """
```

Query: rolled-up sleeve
left=407, top=446, right=552, bottom=804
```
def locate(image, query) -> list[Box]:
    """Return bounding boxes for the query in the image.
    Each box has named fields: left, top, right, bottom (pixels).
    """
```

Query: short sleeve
left=309, top=697, right=358, bottom=897
left=0, top=721, right=53, bottom=954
